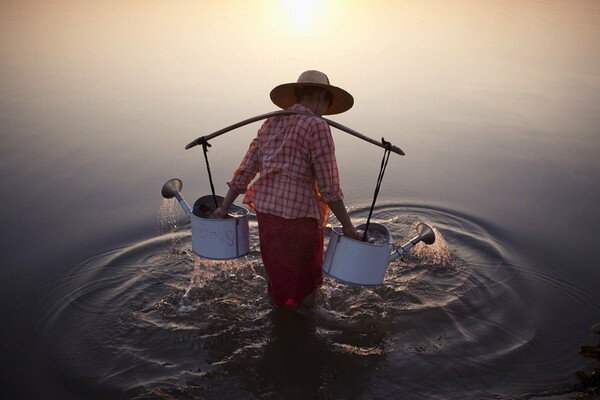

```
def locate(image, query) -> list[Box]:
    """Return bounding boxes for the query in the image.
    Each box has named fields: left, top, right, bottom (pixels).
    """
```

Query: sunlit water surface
left=22, top=203, right=543, bottom=399
left=2, top=1, right=600, bottom=399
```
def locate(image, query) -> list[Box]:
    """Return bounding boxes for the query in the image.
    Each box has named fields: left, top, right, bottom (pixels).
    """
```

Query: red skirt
left=256, top=212, right=324, bottom=308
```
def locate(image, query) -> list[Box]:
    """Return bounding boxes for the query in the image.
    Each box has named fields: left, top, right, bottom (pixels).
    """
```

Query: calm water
left=1, top=1, right=599, bottom=399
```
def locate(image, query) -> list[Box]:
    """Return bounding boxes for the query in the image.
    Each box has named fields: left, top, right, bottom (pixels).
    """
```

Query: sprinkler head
left=161, top=178, right=183, bottom=199
left=417, top=223, right=436, bottom=245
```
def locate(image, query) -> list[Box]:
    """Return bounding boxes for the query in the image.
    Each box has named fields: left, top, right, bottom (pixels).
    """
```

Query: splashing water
left=178, top=256, right=268, bottom=314
left=157, top=198, right=182, bottom=234
left=402, top=227, right=455, bottom=268
left=156, top=198, right=193, bottom=253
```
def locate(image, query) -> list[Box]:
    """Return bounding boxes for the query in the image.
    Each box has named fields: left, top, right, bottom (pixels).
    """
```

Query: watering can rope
left=362, top=140, right=392, bottom=241
left=198, top=138, right=219, bottom=209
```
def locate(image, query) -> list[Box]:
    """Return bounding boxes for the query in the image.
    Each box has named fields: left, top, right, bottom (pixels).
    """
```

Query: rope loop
left=381, top=137, right=392, bottom=151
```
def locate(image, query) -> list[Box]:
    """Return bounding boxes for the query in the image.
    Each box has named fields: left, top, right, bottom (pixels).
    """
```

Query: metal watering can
left=162, top=178, right=435, bottom=285
left=161, top=178, right=250, bottom=260
left=322, top=221, right=436, bottom=286
left=170, top=109, right=437, bottom=283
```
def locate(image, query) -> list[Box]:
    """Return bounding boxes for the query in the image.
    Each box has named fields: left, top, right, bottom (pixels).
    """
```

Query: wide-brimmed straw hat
left=270, top=70, right=354, bottom=115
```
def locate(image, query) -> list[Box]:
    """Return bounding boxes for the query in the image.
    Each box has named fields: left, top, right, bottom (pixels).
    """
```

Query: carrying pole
left=185, top=110, right=405, bottom=156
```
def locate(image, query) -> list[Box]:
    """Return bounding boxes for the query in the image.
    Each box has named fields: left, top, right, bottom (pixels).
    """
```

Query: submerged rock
left=574, top=323, right=600, bottom=396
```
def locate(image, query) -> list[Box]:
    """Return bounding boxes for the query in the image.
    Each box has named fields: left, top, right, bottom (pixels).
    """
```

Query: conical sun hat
left=269, top=70, right=354, bottom=115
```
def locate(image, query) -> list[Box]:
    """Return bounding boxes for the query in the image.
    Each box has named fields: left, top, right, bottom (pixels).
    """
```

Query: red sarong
left=256, top=212, right=324, bottom=308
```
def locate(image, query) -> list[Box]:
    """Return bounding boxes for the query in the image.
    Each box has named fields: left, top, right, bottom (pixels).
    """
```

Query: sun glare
left=281, top=0, right=323, bottom=33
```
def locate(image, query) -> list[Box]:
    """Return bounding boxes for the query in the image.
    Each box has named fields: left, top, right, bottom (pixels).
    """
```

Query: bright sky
left=1, top=0, right=599, bottom=132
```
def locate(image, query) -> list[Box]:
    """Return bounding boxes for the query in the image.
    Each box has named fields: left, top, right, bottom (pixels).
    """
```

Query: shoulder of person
left=306, top=115, right=330, bottom=131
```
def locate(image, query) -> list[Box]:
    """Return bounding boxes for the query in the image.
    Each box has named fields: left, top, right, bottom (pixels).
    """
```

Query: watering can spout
left=161, top=178, right=191, bottom=216
left=389, top=223, right=436, bottom=262
left=417, top=223, right=436, bottom=245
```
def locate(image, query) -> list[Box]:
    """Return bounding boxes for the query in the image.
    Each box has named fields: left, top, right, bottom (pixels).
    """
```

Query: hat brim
left=270, top=82, right=354, bottom=115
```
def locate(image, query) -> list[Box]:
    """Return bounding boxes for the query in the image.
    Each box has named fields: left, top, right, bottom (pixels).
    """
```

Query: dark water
left=2, top=1, right=600, bottom=399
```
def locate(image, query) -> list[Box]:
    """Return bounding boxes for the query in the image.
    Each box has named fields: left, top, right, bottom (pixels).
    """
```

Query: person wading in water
left=214, top=70, right=359, bottom=310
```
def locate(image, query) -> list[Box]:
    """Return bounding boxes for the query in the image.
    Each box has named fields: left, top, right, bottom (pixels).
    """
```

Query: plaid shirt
left=228, top=104, right=343, bottom=225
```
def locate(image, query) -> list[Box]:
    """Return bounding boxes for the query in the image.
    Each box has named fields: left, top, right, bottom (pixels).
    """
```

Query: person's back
left=215, top=70, right=359, bottom=309
left=248, top=103, right=341, bottom=225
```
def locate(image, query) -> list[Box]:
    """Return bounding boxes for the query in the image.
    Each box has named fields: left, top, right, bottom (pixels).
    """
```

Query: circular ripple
left=22, top=204, right=539, bottom=399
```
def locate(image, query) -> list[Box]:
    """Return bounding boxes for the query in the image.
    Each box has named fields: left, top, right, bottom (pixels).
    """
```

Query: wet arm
left=328, top=199, right=359, bottom=239
left=310, top=121, right=359, bottom=239
left=214, top=137, right=259, bottom=218
left=214, top=187, right=241, bottom=218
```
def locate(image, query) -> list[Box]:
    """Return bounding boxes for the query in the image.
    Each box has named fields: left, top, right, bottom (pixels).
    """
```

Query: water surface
left=1, top=1, right=599, bottom=399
